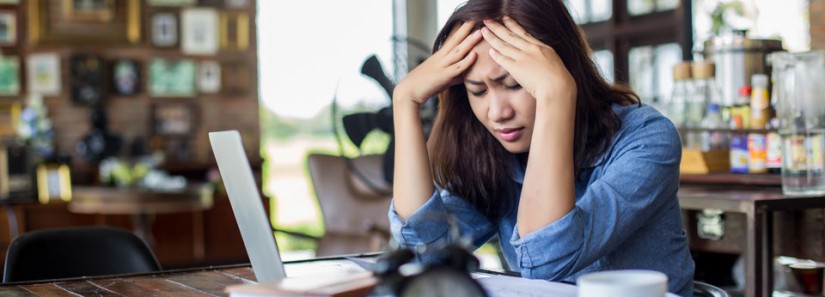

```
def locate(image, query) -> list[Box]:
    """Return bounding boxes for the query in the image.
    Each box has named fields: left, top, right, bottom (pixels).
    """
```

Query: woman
left=389, top=0, right=694, bottom=295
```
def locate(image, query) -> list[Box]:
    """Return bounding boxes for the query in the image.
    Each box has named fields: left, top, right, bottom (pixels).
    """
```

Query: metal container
left=702, top=31, right=783, bottom=107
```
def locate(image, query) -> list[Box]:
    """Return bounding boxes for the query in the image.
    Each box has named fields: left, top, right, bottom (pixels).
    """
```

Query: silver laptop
left=209, top=130, right=286, bottom=282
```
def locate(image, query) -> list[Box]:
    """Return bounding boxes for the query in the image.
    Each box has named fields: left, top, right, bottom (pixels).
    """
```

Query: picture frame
left=198, top=0, right=223, bottom=7
left=151, top=12, right=178, bottom=47
left=63, top=0, right=115, bottom=22
left=197, top=60, right=220, bottom=93
left=221, top=60, right=251, bottom=95
left=0, top=102, right=20, bottom=137
left=111, top=59, right=140, bottom=96
left=148, top=58, right=195, bottom=97
left=0, top=56, right=20, bottom=96
left=36, top=163, right=72, bottom=204
left=219, top=11, right=249, bottom=51
left=181, top=8, right=218, bottom=55
left=148, top=0, right=195, bottom=6
left=0, top=10, right=17, bottom=47
left=152, top=102, right=196, bottom=136
left=28, top=0, right=141, bottom=45
left=70, top=54, right=105, bottom=105
left=1, top=143, right=33, bottom=202
left=225, top=0, right=249, bottom=9
left=27, top=53, right=62, bottom=96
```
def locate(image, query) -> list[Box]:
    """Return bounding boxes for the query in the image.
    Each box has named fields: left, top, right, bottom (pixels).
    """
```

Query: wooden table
left=678, top=184, right=825, bottom=297
left=69, top=184, right=214, bottom=252
left=0, top=264, right=256, bottom=296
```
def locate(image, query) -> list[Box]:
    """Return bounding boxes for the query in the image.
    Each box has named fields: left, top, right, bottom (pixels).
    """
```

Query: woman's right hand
left=393, top=21, right=483, bottom=106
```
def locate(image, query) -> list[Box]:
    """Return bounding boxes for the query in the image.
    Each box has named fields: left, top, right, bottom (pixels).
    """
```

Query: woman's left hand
left=481, top=17, right=577, bottom=103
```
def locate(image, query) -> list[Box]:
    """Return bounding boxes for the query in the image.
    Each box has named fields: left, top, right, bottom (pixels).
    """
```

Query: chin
left=500, top=142, right=530, bottom=154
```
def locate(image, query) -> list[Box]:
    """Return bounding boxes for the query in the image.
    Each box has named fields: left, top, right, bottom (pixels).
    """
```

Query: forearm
left=392, top=90, right=435, bottom=219
left=517, top=96, right=576, bottom=237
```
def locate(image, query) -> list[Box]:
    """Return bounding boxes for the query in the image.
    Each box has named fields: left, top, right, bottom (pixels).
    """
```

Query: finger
left=446, top=29, right=482, bottom=63
left=488, top=48, right=515, bottom=68
left=482, top=19, right=532, bottom=50
left=442, top=21, right=476, bottom=51
left=447, top=52, right=478, bottom=85
left=480, top=27, right=521, bottom=60
left=502, top=16, right=543, bottom=45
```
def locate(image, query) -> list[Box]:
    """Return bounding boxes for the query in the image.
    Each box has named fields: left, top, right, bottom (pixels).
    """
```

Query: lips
left=495, top=127, right=524, bottom=142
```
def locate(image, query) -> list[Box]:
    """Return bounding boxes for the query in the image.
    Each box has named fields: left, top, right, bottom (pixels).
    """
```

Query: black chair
left=2, top=226, right=161, bottom=283
left=694, top=281, right=730, bottom=297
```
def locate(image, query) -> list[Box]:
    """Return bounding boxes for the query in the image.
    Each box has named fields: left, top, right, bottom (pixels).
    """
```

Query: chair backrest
left=306, top=153, right=392, bottom=256
left=694, top=281, right=730, bottom=297
left=3, top=226, right=161, bottom=283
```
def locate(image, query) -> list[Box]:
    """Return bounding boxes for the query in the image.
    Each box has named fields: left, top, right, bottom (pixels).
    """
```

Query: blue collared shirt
left=389, top=104, right=695, bottom=296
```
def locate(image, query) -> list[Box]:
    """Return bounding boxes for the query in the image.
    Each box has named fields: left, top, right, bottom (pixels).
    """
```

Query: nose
left=487, top=90, right=514, bottom=123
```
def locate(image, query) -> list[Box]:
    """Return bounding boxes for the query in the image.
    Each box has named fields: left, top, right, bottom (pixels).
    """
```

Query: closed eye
left=470, top=90, right=487, bottom=97
left=505, top=83, right=521, bottom=90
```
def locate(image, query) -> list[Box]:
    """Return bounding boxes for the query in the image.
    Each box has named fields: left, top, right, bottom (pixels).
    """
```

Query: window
left=569, top=0, right=692, bottom=105
left=257, top=0, right=394, bottom=259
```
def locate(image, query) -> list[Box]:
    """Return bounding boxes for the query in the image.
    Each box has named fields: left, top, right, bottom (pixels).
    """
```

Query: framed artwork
left=148, top=0, right=195, bottom=6
left=221, top=60, right=250, bottom=95
left=0, top=10, right=17, bottom=47
left=0, top=143, right=33, bottom=201
left=181, top=8, right=218, bottom=55
left=111, top=59, right=140, bottom=95
left=152, top=102, right=196, bottom=136
left=0, top=102, right=20, bottom=137
left=225, top=0, right=249, bottom=8
left=151, top=12, right=178, bottom=47
left=36, top=163, right=72, bottom=204
left=197, top=60, right=220, bottom=93
left=28, top=0, right=141, bottom=45
left=27, top=53, right=62, bottom=96
left=70, top=54, right=105, bottom=105
left=148, top=59, right=195, bottom=97
left=63, top=0, right=115, bottom=22
left=219, top=11, right=249, bottom=51
left=0, top=56, right=19, bottom=96
left=199, top=0, right=223, bottom=7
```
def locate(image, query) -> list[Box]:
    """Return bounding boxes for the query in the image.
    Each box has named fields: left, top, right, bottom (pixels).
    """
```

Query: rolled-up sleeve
left=389, top=188, right=496, bottom=250
left=510, top=114, right=682, bottom=279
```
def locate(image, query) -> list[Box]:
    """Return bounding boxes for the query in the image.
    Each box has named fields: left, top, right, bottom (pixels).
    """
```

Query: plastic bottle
left=701, top=103, right=728, bottom=152
left=748, top=74, right=769, bottom=174
left=750, top=74, right=770, bottom=129
left=730, top=86, right=751, bottom=174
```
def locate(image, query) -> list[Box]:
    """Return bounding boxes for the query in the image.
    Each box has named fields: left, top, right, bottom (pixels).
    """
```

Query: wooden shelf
left=680, top=173, right=781, bottom=186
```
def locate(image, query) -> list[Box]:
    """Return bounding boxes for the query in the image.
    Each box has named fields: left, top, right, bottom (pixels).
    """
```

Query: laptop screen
left=209, top=130, right=287, bottom=282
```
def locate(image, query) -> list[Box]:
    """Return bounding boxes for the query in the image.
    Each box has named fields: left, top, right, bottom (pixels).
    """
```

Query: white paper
left=475, top=274, right=682, bottom=297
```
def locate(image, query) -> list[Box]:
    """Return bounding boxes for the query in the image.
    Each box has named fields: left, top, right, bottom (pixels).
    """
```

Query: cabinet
left=679, top=174, right=825, bottom=297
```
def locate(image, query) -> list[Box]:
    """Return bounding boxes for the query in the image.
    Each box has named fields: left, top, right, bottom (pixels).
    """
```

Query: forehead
left=464, top=40, right=507, bottom=80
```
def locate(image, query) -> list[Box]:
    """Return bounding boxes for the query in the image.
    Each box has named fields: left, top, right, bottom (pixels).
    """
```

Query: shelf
left=680, top=173, right=781, bottom=186
left=677, top=127, right=777, bottom=134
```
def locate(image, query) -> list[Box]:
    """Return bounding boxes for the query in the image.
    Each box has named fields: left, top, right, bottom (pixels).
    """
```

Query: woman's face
left=463, top=40, right=536, bottom=154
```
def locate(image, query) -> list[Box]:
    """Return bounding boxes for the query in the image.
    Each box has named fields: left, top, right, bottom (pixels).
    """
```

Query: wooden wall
left=1, top=0, right=260, bottom=182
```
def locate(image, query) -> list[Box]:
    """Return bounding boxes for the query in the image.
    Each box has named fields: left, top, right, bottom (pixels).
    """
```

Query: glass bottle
left=701, top=103, right=728, bottom=152
left=669, top=62, right=692, bottom=142
left=687, top=62, right=718, bottom=150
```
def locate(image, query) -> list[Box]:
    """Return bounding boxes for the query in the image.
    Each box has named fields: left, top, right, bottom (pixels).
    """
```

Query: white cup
left=577, top=270, right=668, bottom=297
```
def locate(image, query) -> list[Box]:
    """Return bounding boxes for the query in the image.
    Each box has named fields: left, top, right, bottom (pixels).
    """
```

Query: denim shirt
left=389, top=104, right=695, bottom=296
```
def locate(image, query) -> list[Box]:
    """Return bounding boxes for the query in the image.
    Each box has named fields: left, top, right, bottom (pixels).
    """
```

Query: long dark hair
left=428, top=0, right=639, bottom=220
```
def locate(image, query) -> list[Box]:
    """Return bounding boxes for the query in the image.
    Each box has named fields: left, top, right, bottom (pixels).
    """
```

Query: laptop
left=209, top=130, right=373, bottom=285
left=209, top=130, right=287, bottom=282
